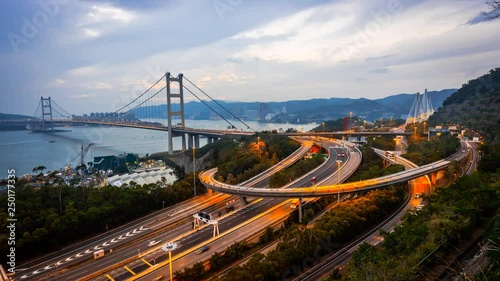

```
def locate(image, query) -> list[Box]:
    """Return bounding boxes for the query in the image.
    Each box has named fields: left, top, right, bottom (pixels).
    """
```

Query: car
left=415, top=193, right=419, bottom=199
left=225, top=205, right=235, bottom=212
left=311, top=176, right=317, bottom=182
left=197, top=245, right=209, bottom=254
left=148, top=240, right=161, bottom=247
left=341, top=152, right=345, bottom=157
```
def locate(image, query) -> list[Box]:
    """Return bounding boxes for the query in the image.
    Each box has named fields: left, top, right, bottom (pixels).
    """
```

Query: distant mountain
left=375, top=89, right=457, bottom=118
left=429, top=68, right=500, bottom=143
left=134, top=89, right=457, bottom=123
left=0, top=113, right=35, bottom=119
left=0, top=113, right=36, bottom=130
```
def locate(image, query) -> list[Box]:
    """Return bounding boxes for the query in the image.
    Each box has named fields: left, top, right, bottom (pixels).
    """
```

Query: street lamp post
left=336, top=160, right=342, bottom=203
left=162, top=243, right=178, bottom=281
left=414, top=126, right=417, bottom=140
left=192, top=147, right=196, bottom=197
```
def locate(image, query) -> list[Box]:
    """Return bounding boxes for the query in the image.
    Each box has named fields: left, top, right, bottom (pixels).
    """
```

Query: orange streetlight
left=162, top=242, right=178, bottom=281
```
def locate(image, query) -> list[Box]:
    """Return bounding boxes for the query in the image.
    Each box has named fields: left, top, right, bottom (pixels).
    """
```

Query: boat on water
left=48, top=140, right=56, bottom=143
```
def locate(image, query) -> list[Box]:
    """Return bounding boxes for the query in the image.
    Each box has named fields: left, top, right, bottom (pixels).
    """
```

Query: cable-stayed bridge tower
left=406, top=89, right=434, bottom=125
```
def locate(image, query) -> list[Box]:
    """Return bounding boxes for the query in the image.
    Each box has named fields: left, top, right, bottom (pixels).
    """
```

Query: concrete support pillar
left=182, top=133, right=186, bottom=152
left=194, top=135, right=200, bottom=148
left=239, top=196, right=247, bottom=206
left=298, top=198, right=303, bottom=223
left=207, top=188, right=213, bottom=197
left=431, top=171, right=437, bottom=185
left=188, top=134, right=194, bottom=149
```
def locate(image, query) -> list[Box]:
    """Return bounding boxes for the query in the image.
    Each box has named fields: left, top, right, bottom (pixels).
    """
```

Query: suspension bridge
left=2, top=71, right=421, bottom=155
left=12, top=72, right=256, bottom=154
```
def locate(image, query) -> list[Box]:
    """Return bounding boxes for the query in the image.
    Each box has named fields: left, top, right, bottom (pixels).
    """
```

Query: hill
left=134, top=89, right=456, bottom=123
left=428, top=68, right=500, bottom=143
left=0, top=113, right=35, bottom=119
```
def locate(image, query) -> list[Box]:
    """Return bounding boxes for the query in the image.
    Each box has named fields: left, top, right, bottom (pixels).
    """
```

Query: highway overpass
left=199, top=142, right=470, bottom=198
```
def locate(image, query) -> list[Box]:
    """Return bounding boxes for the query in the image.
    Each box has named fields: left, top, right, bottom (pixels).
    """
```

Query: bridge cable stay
left=182, top=85, right=239, bottom=131
left=184, top=76, right=254, bottom=131
left=102, top=74, right=166, bottom=120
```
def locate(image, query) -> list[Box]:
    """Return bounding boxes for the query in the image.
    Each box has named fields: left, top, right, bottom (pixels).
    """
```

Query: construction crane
left=78, top=143, right=94, bottom=185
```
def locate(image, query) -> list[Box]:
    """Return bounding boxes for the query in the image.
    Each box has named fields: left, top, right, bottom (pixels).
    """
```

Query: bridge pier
left=181, top=133, right=186, bottom=152
left=430, top=171, right=437, bottom=185
left=194, top=135, right=200, bottom=149
left=298, top=197, right=303, bottom=223
left=188, top=134, right=194, bottom=149
left=187, top=133, right=202, bottom=150
left=239, top=196, right=247, bottom=206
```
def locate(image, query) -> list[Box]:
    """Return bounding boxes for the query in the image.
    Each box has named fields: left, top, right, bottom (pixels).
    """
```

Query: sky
left=0, top=0, right=499, bottom=116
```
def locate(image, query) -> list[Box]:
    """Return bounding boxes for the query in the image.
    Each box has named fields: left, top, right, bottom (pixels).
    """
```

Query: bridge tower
left=166, top=73, right=186, bottom=154
left=405, top=89, right=434, bottom=125
left=41, top=96, right=53, bottom=131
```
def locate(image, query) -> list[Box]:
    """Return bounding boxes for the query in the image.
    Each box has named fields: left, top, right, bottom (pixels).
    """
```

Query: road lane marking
left=124, top=266, right=136, bottom=275
left=141, top=258, right=153, bottom=267
left=105, top=274, right=116, bottom=280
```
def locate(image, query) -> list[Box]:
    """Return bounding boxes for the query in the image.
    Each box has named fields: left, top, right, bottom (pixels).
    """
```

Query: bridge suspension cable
left=51, top=107, right=70, bottom=119
left=51, top=99, right=73, bottom=118
left=123, top=86, right=166, bottom=115
left=105, top=74, right=166, bottom=119
left=184, top=75, right=255, bottom=132
left=33, top=99, right=41, bottom=118
left=182, top=85, right=239, bottom=130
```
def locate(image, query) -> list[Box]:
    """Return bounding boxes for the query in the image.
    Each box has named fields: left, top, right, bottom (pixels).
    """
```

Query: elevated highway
left=22, top=138, right=313, bottom=281
left=126, top=138, right=361, bottom=281
left=200, top=142, right=470, bottom=198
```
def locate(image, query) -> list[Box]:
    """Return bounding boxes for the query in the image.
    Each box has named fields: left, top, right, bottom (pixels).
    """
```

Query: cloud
left=233, top=8, right=315, bottom=40
left=67, top=65, right=101, bottom=77
left=54, top=78, right=66, bottom=85
left=85, top=5, right=135, bottom=24
left=217, top=72, right=250, bottom=84
left=2, top=0, right=499, bottom=115
left=88, top=82, right=112, bottom=90
left=75, top=4, right=136, bottom=40
left=365, top=54, right=395, bottom=61
left=196, top=75, right=212, bottom=88
left=82, top=28, right=100, bottom=38
left=369, top=68, right=388, bottom=74
left=68, top=94, right=93, bottom=99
